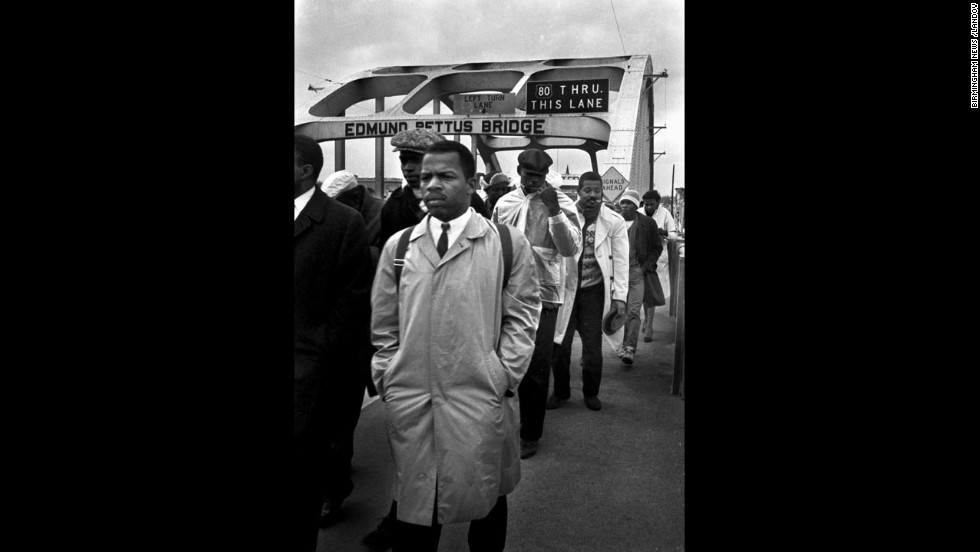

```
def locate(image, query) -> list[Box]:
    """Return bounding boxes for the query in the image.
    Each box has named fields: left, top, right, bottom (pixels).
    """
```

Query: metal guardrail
left=671, top=242, right=684, bottom=398
left=668, top=237, right=683, bottom=316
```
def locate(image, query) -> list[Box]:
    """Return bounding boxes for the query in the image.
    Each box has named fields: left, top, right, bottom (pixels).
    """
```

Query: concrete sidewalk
left=317, top=305, right=685, bottom=551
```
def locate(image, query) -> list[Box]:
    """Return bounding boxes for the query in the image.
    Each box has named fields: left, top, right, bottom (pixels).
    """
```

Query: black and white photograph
left=295, top=1, right=685, bottom=550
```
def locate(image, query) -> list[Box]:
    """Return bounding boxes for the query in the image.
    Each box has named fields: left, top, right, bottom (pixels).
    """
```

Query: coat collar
left=294, top=187, right=328, bottom=238
left=409, top=209, right=490, bottom=268
left=578, top=203, right=620, bottom=247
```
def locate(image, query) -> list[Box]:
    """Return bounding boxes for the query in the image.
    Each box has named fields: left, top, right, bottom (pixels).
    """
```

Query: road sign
left=450, top=93, right=516, bottom=115
left=526, top=78, right=609, bottom=114
left=601, top=167, right=629, bottom=202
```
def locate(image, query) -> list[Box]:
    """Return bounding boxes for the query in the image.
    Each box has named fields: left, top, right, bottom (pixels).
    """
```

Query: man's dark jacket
left=360, top=193, right=385, bottom=263
left=294, top=187, right=373, bottom=442
left=633, top=212, right=664, bottom=274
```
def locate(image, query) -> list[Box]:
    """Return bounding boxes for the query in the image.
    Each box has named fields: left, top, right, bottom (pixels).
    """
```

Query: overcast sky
left=295, top=0, right=684, bottom=194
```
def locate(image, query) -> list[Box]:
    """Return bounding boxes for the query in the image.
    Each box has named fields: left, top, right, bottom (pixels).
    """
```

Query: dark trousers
left=392, top=496, right=508, bottom=552
left=519, top=306, right=558, bottom=441
left=552, top=283, right=605, bottom=399
left=322, top=379, right=366, bottom=502
left=292, top=436, right=326, bottom=552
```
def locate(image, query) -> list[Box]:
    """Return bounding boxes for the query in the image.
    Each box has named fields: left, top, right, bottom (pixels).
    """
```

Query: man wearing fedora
left=617, top=189, right=664, bottom=364
left=548, top=171, right=629, bottom=411
left=492, top=148, right=581, bottom=459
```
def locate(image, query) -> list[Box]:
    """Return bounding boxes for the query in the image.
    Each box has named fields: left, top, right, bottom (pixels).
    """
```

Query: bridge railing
left=668, top=237, right=685, bottom=398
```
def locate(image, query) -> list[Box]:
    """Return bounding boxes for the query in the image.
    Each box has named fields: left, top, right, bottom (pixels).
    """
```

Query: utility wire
left=609, top=0, right=628, bottom=56
left=295, top=68, right=344, bottom=84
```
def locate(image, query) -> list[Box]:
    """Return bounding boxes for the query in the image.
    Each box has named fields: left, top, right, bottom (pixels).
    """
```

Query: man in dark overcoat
left=294, top=133, right=373, bottom=551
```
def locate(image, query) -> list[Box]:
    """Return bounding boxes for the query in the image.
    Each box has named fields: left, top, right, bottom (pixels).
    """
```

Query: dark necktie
left=437, top=222, right=450, bottom=258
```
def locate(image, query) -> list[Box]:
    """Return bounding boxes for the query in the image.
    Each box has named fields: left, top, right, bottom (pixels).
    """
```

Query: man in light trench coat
left=371, top=140, right=541, bottom=552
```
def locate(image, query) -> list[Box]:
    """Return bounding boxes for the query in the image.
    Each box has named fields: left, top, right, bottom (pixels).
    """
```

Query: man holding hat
left=378, top=129, right=489, bottom=247
left=548, top=171, right=629, bottom=411
left=617, top=189, right=663, bottom=364
left=492, top=148, right=581, bottom=459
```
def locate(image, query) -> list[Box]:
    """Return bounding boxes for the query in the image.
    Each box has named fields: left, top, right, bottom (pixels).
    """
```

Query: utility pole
left=375, top=98, right=384, bottom=197
left=670, top=164, right=676, bottom=217
left=334, top=110, right=346, bottom=171
left=647, top=70, right=668, bottom=193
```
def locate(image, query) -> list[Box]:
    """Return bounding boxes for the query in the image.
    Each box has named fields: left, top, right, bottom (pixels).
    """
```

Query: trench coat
left=553, top=204, right=631, bottom=350
left=371, top=209, right=542, bottom=526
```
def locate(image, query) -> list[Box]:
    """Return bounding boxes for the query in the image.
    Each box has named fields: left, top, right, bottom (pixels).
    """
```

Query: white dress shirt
left=427, top=207, right=473, bottom=253
left=294, top=186, right=315, bottom=221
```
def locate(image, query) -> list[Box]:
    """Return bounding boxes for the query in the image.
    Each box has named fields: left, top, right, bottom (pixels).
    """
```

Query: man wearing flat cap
left=615, top=189, right=663, bottom=365
left=491, top=148, right=581, bottom=459
left=377, top=129, right=489, bottom=247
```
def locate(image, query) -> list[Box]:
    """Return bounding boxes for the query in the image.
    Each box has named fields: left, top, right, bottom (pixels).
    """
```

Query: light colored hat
left=321, top=170, right=359, bottom=198
left=487, top=173, right=513, bottom=189
left=620, top=189, right=642, bottom=208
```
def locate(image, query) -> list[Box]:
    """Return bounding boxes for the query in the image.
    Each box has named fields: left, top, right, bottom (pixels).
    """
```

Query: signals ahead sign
left=526, top=79, right=609, bottom=114
left=601, top=167, right=629, bottom=202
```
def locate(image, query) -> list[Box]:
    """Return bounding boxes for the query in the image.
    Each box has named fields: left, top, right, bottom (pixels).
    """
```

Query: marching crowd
left=294, top=129, right=676, bottom=552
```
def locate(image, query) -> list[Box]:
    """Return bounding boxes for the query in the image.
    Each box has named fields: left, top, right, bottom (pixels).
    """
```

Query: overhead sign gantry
left=295, top=55, right=667, bottom=202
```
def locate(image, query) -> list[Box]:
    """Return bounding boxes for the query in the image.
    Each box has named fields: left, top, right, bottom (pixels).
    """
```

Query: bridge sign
left=526, top=78, right=609, bottom=114
left=450, top=93, right=516, bottom=115
left=601, top=167, right=629, bottom=202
